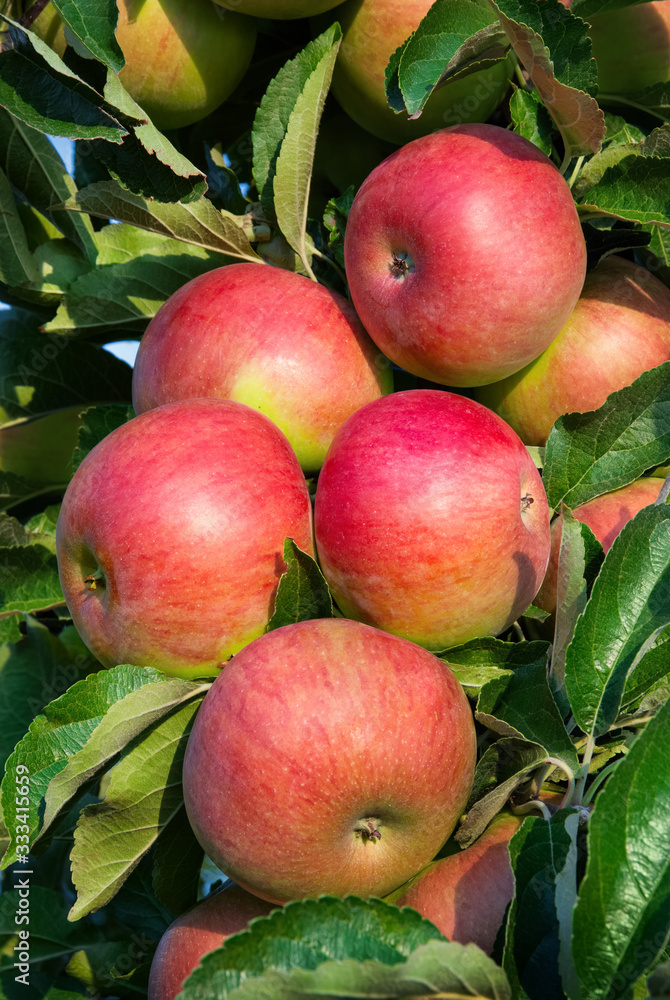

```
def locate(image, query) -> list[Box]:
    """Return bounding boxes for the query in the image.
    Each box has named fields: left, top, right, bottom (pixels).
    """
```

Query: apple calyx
left=84, top=568, right=106, bottom=591
left=354, top=818, right=382, bottom=841
left=521, top=494, right=535, bottom=512
left=389, top=252, right=414, bottom=280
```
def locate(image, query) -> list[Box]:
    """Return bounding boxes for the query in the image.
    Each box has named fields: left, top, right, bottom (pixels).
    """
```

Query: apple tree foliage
left=0, top=0, right=669, bottom=997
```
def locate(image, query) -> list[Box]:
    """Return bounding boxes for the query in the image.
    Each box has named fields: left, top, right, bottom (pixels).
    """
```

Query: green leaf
left=0, top=886, right=102, bottom=966
left=65, top=181, right=262, bottom=262
left=0, top=469, right=53, bottom=512
left=602, top=111, right=646, bottom=148
left=456, top=738, right=548, bottom=848
left=0, top=619, right=93, bottom=781
left=323, top=186, right=353, bottom=270
left=582, top=221, right=651, bottom=271
left=565, top=504, right=670, bottom=739
left=578, top=126, right=670, bottom=226
left=0, top=18, right=128, bottom=142
left=152, top=806, right=204, bottom=917
left=519, top=603, right=550, bottom=622
left=611, top=82, right=670, bottom=127
left=503, top=811, right=580, bottom=1000
left=550, top=511, right=604, bottom=709
left=23, top=504, right=61, bottom=538
left=571, top=0, right=654, bottom=20
left=253, top=28, right=341, bottom=217
left=620, top=626, right=670, bottom=712
left=180, top=896, right=446, bottom=1000
left=442, top=637, right=551, bottom=698
left=543, top=362, right=670, bottom=511
left=0, top=165, right=38, bottom=287
left=69, top=697, right=202, bottom=919
left=219, top=940, right=511, bottom=1000
left=266, top=538, right=333, bottom=631
left=83, top=70, right=207, bottom=204
left=476, top=660, right=578, bottom=773
left=50, top=0, right=123, bottom=72
left=509, top=87, right=554, bottom=156
left=572, top=697, right=670, bottom=997
left=72, top=403, right=134, bottom=472
left=386, top=0, right=504, bottom=117
left=44, top=223, right=227, bottom=334
left=39, top=674, right=208, bottom=858
left=0, top=308, right=133, bottom=424
left=489, top=0, right=605, bottom=157
left=273, top=25, right=341, bottom=277
left=0, top=664, right=199, bottom=866
left=103, top=849, right=172, bottom=942
left=0, top=537, right=63, bottom=617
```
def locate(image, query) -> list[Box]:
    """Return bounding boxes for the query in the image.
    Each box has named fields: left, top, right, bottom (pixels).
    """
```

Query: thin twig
left=18, top=0, right=50, bottom=28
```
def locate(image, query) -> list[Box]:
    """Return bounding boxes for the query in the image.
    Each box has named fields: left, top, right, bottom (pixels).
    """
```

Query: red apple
left=385, top=812, right=522, bottom=955
left=182, top=617, right=477, bottom=904
left=343, top=124, right=587, bottom=387
left=319, top=0, right=513, bottom=145
left=314, top=390, right=551, bottom=651
left=132, top=263, right=393, bottom=474
left=148, top=885, right=274, bottom=1000
left=213, top=0, right=346, bottom=18
left=535, top=477, right=666, bottom=616
left=116, top=0, right=256, bottom=131
left=587, top=2, right=670, bottom=97
left=56, top=398, right=313, bottom=679
left=476, top=256, right=670, bottom=446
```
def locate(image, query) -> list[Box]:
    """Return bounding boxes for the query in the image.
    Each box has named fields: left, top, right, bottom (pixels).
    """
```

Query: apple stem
left=573, top=733, right=596, bottom=805
left=19, top=0, right=51, bottom=29
left=511, top=798, right=553, bottom=821
left=567, top=156, right=585, bottom=190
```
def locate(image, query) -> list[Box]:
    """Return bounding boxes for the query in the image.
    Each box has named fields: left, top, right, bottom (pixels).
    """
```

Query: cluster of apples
left=55, top=115, right=670, bottom=999
left=28, top=0, right=670, bottom=150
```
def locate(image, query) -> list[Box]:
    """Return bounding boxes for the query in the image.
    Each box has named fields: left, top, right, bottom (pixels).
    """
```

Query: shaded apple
left=316, top=0, right=513, bottom=145
left=587, top=2, right=670, bottom=97
left=116, top=0, right=256, bottom=131
left=535, top=477, right=666, bottom=616
left=309, top=112, right=396, bottom=215
left=213, top=0, right=346, bottom=17
left=25, top=0, right=67, bottom=56
left=132, top=263, right=392, bottom=474
left=182, top=618, right=477, bottom=904
left=344, top=124, right=587, bottom=387
left=314, top=390, right=551, bottom=651
left=476, top=256, right=670, bottom=446
left=56, top=398, right=313, bottom=679
left=148, top=885, right=275, bottom=1000
left=385, top=813, right=522, bottom=955
left=0, top=407, right=81, bottom=486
